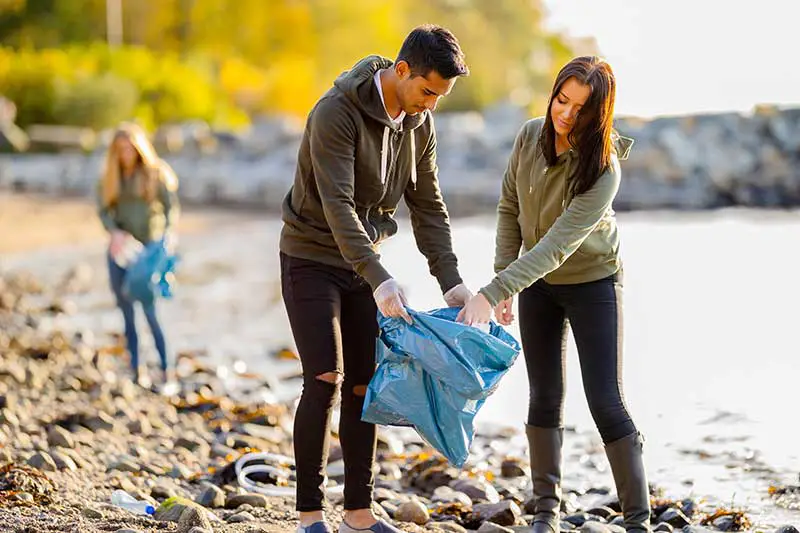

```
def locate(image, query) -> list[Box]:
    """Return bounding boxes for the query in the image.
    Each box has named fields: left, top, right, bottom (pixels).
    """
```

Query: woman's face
left=115, top=136, right=139, bottom=170
left=550, top=77, right=591, bottom=138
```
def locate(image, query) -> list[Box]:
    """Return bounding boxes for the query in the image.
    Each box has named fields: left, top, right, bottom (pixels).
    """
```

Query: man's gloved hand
left=373, top=279, right=412, bottom=324
left=443, top=283, right=473, bottom=307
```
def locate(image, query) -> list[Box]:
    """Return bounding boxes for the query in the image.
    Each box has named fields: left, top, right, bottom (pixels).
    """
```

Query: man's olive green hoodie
left=480, top=117, right=634, bottom=307
left=279, top=55, right=462, bottom=293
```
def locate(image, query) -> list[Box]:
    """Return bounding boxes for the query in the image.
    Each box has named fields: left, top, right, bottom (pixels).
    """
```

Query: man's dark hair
left=396, top=24, right=469, bottom=79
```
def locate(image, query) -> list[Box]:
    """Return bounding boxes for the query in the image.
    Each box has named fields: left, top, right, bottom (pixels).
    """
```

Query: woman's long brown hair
left=538, top=56, right=616, bottom=197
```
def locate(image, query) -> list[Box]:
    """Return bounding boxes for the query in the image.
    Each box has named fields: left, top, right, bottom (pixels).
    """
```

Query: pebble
left=81, top=506, right=104, bottom=519
left=196, top=485, right=226, bottom=508
left=395, top=499, right=430, bottom=524
left=227, top=511, right=256, bottom=523
left=476, top=522, right=514, bottom=533
left=177, top=506, right=212, bottom=533
left=500, top=458, right=527, bottom=478
left=472, top=500, right=522, bottom=527
left=27, top=451, right=57, bottom=471
left=47, top=425, right=75, bottom=448
left=50, top=451, right=78, bottom=471
left=225, top=493, right=268, bottom=509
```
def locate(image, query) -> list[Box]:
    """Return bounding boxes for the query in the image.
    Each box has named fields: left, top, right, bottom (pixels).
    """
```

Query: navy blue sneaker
left=338, top=518, right=403, bottom=532
left=298, top=521, right=333, bottom=533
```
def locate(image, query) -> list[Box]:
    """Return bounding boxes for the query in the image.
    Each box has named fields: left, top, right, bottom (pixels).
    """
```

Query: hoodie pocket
left=360, top=209, right=398, bottom=244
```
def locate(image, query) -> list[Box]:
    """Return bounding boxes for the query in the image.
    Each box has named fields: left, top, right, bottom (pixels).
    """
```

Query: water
left=379, top=210, right=800, bottom=523
left=4, top=208, right=799, bottom=526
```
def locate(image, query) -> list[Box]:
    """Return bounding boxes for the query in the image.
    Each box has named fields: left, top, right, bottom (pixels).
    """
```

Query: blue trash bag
left=122, top=239, right=179, bottom=306
left=361, top=307, right=521, bottom=467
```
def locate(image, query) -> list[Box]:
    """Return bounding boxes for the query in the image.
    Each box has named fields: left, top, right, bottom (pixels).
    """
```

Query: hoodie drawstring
left=380, top=126, right=389, bottom=184
left=410, top=132, right=416, bottom=189
left=380, top=125, right=416, bottom=189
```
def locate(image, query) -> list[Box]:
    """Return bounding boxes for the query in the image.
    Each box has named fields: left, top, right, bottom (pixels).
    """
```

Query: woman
left=97, top=122, right=179, bottom=393
left=458, top=57, right=649, bottom=533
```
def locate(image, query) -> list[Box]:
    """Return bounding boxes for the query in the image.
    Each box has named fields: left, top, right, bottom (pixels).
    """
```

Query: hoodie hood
left=333, top=55, right=428, bottom=132
left=612, top=130, right=634, bottom=161
left=334, top=55, right=429, bottom=187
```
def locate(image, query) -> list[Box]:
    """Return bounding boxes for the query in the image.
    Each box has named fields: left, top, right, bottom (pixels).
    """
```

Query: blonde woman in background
left=97, top=122, right=180, bottom=393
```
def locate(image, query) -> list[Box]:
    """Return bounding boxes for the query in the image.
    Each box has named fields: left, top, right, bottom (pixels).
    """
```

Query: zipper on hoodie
left=379, top=129, right=402, bottom=203
left=533, top=166, right=549, bottom=240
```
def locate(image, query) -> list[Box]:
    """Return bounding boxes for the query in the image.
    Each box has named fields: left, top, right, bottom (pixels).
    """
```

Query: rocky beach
left=1, top=193, right=798, bottom=533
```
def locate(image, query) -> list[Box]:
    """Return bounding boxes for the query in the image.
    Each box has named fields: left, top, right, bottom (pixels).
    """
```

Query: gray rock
left=472, top=500, right=522, bottom=527
left=196, top=485, right=226, bottom=508
left=564, top=513, right=592, bottom=527
left=226, top=511, right=256, bottom=523
left=51, top=451, right=78, bottom=471
left=210, top=442, right=237, bottom=458
left=175, top=436, right=205, bottom=452
left=477, top=522, right=515, bottom=533
left=113, top=529, right=141, bottom=533
left=711, top=515, right=735, bottom=532
left=430, top=522, right=468, bottom=532
left=379, top=461, right=402, bottom=481
left=587, top=506, right=617, bottom=520
left=127, top=417, right=152, bottom=436
left=168, top=463, right=193, bottom=480
left=151, top=484, right=177, bottom=500
left=82, top=507, right=104, bottom=519
left=580, top=523, right=613, bottom=533
left=432, top=486, right=473, bottom=507
left=450, top=478, right=501, bottom=503
left=177, top=506, right=212, bottom=533
left=373, top=487, right=398, bottom=502
left=394, top=499, right=430, bottom=525
left=27, top=451, right=57, bottom=471
left=654, top=523, right=674, bottom=533
left=681, top=526, right=716, bottom=533
left=658, top=508, right=691, bottom=528
left=47, top=425, right=75, bottom=448
left=225, top=493, right=268, bottom=509
left=108, top=460, right=140, bottom=473
left=84, top=412, right=116, bottom=432
left=154, top=497, right=210, bottom=522
left=0, top=408, right=20, bottom=427
left=775, top=527, right=800, bottom=533
left=500, top=458, right=527, bottom=478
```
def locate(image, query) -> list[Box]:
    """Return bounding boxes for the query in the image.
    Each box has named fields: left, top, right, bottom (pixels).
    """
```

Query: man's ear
left=395, top=60, right=411, bottom=80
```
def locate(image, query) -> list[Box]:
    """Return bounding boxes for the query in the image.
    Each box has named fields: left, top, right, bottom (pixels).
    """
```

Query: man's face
left=395, top=61, right=456, bottom=115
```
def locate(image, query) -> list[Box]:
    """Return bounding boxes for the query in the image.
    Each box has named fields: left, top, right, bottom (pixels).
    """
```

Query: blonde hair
left=99, top=122, right=178, bottom=207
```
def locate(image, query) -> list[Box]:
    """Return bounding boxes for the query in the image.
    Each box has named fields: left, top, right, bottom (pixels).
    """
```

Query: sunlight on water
left=380, top=210, right=800, bottom=504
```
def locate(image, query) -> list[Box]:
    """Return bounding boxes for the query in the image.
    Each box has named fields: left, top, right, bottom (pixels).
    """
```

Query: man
left=279, top=25, right=473, bottom=533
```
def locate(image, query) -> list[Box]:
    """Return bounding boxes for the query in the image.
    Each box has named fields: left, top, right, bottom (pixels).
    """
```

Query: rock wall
left=1, top=104, right=799, bottom=215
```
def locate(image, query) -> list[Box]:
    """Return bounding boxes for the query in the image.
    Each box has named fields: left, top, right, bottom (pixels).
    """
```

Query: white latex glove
left=163, top=229, right=179, bottom=253
left=109, top=230, right=127, bottom=257
left=373, top=279, right=412, bottom=324
left=443, top=283, right=473, bottom=307
left=494, top=297, right=515, bottom=325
